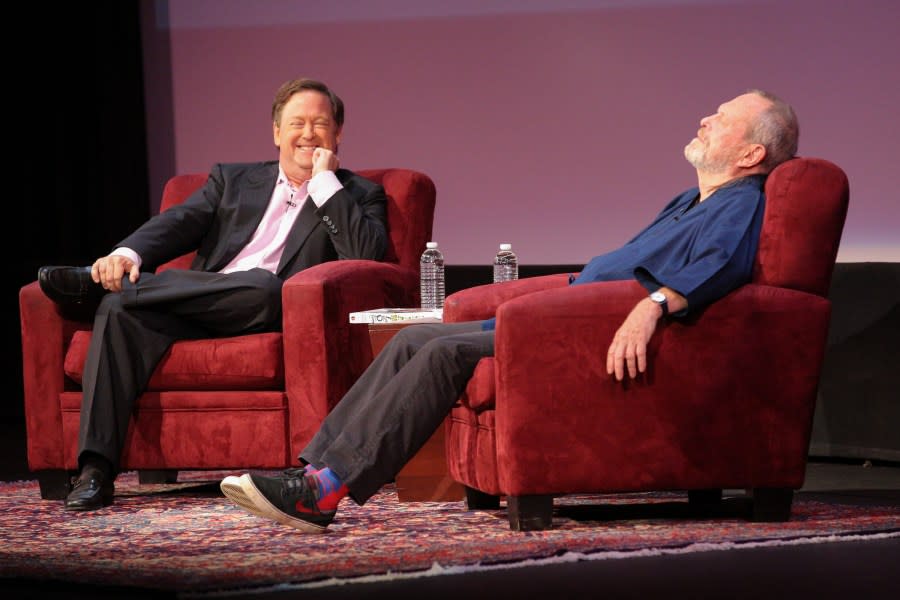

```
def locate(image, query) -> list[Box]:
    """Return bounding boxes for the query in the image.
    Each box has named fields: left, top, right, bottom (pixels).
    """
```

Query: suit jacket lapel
left=277, top=195, right=319, bottom=275
left=213, top=164, right=278, bottom=272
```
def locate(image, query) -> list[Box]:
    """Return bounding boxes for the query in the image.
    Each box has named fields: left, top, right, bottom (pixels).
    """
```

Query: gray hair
left=746, top=89, right=799, bottom=172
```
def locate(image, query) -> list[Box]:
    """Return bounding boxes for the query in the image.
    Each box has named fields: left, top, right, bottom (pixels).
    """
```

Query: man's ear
left=272, top=120, right=281, bottom=147
left=739, top=143, right=766, bottom=168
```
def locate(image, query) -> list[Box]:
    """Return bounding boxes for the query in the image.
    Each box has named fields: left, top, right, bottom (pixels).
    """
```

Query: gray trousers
left=79, top=268, right=283, bottom=473
left=300, top=320, right=495, bottom=504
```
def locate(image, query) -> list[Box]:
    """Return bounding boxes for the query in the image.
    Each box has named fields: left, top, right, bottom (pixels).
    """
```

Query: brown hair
left=271, top=78, right=344, bottom=129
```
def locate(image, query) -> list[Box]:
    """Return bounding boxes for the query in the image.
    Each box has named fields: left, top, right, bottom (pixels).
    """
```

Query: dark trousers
left=78, top=268, right=283, bottom=473
left=301, top=320, right=495, bottom=504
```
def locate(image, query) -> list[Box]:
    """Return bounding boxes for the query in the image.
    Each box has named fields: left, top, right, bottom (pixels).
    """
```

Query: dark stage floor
left=1, top=419, right=898, bottom=600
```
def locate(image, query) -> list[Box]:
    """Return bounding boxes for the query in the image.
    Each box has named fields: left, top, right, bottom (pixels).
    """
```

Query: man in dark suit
left=38, top=77, right=388, bottom=511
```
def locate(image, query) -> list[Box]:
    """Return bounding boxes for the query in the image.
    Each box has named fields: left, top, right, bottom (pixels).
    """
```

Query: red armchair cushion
left=64, top=330, right=284, bottom=390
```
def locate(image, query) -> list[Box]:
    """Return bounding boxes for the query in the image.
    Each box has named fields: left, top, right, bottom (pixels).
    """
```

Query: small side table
left=364, top=320, right=465, bottom=502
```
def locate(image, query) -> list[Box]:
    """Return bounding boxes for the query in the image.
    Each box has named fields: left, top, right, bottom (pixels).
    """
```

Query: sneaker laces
left=281, top=473, right=323, bottom=512
left=279, top=466, right=309, bottom=478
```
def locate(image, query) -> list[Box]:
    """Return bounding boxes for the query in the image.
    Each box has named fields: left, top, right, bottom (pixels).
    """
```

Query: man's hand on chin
left=312, top=147, right=339, bottom=178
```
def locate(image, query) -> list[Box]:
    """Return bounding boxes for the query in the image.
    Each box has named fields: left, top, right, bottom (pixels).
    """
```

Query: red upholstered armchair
left=443, top=158, right=849, bottom=530
left=20, top=168, right=436, bottom=500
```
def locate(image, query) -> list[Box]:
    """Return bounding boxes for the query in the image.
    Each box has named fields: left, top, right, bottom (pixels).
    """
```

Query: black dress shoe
left=38, top=266, right=106, bottom=306
left=64, top=470, right=114, bottom=511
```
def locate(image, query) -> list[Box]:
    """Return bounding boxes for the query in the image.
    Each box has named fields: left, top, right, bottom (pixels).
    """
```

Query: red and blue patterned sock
left=308, top=467, right=348, bottom=511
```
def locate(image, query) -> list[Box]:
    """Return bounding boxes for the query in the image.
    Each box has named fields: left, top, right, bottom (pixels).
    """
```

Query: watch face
left=651, top=291, right=666, bottom=303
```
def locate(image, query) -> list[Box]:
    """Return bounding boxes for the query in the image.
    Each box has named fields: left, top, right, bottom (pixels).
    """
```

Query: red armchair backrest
left=355, top=168, right=436, bottom=272
left=156, top=173, right=209, bottom=272
left=753, top=157, right=850, bottom=297
left=155, top=168, right=436, bottom=274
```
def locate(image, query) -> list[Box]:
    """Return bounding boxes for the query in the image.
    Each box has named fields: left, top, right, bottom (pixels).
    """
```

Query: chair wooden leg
left=508, top=494, right=553, bottom=531
left=37, top=470, right=73, bottom=500
left=138, top=470, right=179, bottom=484
left=464, top=486, right=501, bottom=510
left=751, top=487, right=793, bottom=522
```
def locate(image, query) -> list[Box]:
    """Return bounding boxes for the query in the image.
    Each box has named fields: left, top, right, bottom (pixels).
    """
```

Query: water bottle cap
left=499, top=243, right=512, bottom=251
left=426, top=242, right=438, bottom=249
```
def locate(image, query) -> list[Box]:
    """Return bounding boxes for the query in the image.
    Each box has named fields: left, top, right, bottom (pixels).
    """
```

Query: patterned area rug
left=0, top=471, right=897, bottom=594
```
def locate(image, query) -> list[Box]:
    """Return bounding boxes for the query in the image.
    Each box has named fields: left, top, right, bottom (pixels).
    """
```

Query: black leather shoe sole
left=38, top=265, right=105, bottom=306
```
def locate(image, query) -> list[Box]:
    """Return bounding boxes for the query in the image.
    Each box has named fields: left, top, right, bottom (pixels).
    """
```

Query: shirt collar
left=277, top=167, right=309, bottom=195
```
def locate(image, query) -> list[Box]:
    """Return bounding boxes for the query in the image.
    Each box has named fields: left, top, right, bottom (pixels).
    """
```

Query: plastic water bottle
left=420, top=241, right=445, bottom=310
left=493, top=243, right=518, bottom=283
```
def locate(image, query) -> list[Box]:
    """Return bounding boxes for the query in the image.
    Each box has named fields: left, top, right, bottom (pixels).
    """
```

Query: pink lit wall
left=141, top=0, right=899, bottom=265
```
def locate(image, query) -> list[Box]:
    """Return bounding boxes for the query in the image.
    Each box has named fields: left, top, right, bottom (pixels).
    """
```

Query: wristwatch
left=650, top=291, right=669, bottom=317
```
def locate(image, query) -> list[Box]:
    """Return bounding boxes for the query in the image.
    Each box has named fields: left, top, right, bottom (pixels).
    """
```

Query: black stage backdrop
left=8, top=2, right=150, bottom=423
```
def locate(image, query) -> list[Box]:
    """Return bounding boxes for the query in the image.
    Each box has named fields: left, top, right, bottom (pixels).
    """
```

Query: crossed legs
left=70, top=268, right=283, bottom=510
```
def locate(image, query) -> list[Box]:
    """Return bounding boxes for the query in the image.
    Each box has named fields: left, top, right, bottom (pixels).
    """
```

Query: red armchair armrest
left=19, top=281, right=92, bottom=469
left=281, top=259, right=419, bottom=449
left=443, top=273, right=572, bottom=323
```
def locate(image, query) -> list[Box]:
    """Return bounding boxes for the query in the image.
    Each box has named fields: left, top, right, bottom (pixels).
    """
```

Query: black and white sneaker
left=230, top=472, right=335, bottom=533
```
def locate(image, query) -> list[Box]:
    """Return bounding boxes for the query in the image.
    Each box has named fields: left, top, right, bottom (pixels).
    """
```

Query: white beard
left=684, top=138, right=732, bottom=174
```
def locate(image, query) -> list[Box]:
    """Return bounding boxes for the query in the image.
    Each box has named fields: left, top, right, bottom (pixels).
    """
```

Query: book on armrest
left=349, top=308, right=443, bottom=324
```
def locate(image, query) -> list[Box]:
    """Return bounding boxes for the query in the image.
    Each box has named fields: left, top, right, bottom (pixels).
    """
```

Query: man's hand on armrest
left=606, top=286, right=686, bottom=381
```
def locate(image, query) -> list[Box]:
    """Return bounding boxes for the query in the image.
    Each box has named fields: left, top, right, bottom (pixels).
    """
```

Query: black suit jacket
left=116, top=161, right=387, bottom=278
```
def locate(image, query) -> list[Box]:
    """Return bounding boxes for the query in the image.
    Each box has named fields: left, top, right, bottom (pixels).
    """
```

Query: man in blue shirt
left=221, top=89, right=800, bottom=532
